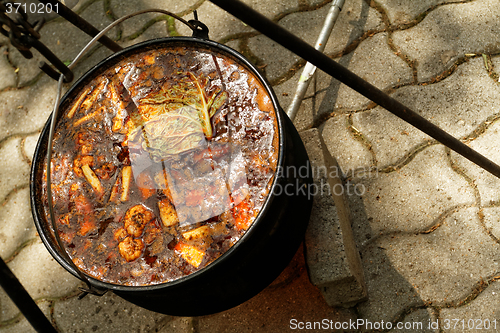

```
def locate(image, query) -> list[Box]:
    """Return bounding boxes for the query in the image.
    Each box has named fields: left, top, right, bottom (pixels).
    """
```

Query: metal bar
left=36, top=0, right=122, bottom=53
left=0, top=256, right=58, bottom=333
left=208, top=0, right=500, bottom=179
left=29, top=37, right=74, bottom=82
left=287, top=0, right=345, bottom=121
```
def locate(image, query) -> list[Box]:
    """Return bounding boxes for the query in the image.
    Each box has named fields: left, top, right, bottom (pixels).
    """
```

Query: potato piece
left=182, top=225, right=210, bottom=241
left=109, top=172, right=121, bottom=203
left=174, top=242, right=204, bottom=268
left=121, top=166, right=132, bottom=202
left=158, top=199, right=178, bottom=227
left=81, top=164, right=104, bottom=199
left=67, top=86, right=91, bottom=119
left=73, top=107, right=103, bottom=127
left=153, top=169, right=173, bottom=202
left=108, top=83, right=128, bottom=133
left=80, top=79, right=107, bottom=113
left=73, top=155, right=94, bottom=177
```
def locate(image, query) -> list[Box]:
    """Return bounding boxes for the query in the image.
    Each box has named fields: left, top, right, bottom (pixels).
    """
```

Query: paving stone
left=195, top=247, right=357, bottom=333
left=35, top=0, right=115, bottom=74
left=352, top=145, right=475, bottom=237
left=21, top=132, right=41, bottom=164
left=185, top=0, right=255, bottom=43
left=109, top=0, right=174, bottom=43
left=353, top=58, right=500, bottom=168
left=323, top=0, right=384, bottom=55
left=53, top=292, right=171, bottom=333
left=157, top=317, right=194, bottom=333
left=359, top=207, right=500, bottom=323
left=322, top=114, right=374, bottom=174
left=6, top=45, right=42, bottom=89
left=109, top=0, right=201, bottom=20
left=0, top=46, right=16, bottom=91
left=377, top=0, right=458, bottom=26
left=449, top=120, right=500, bottom=206
left=0, top=77, right=59, bottom=142
left=0, top=300, right=51, bottom=333
left=391, top=0, right=500, bottom=82
left=351, top=107, right=430, bottom=169
left=318, top=33, right=413, bottom=116
left=482, top=207, right=500, bottom=242
left=270, top=68, right=317, bottom=130
left=389, top=307, right=439, bottom=333
left=440, top=280, right=500, bottom=333
left=289, top=97, right=314, bottom=132
left=2, top=0, right=500, bottom=332
left=247, top=4, right=386, bottom=85
left=0, top=242, right=81, bottom=321
left=383, top=207, right=500, bottom=305
left=493, top=55, right=500, bottom=80
left=300, top=128, right=367, bottom=308
left=356, top=244, right=425, bottom=325
left=0, top=138, right=30, bottom=204
left=0, top=188, right=36, bottom=260
left=246, top=34, right=300, bottom=85
left=246, top=0, right=384, bottom=72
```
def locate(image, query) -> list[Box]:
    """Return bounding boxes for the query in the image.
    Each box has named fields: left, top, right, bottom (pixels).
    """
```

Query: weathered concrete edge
left=300, top=128, right=368, bottom=308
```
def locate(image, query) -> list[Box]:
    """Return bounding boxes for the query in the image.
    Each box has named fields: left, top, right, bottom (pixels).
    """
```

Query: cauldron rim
left=30, top=36, right=286, bottom=292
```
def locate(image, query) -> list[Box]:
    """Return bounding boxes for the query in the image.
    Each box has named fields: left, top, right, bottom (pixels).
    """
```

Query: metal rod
left=0, top=256, right=58, bottom=333
left=287, top=0, right=345, bottom=121
left=36, top=0, right=122, bottom=53
left=208, top=0, right=500, bottom=179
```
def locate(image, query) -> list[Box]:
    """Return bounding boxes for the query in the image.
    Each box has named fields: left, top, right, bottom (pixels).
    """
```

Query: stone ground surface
left=1, top=0, right=500, bottom=332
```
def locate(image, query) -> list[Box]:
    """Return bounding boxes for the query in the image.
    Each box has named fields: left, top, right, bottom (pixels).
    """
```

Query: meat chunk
left=118, top=237, right=144, bottom=262
left=124, top=205, right=154, bottom=237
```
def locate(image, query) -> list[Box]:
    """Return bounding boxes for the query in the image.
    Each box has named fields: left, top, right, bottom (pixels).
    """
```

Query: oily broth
left=41, top=44, right=279, bottom=286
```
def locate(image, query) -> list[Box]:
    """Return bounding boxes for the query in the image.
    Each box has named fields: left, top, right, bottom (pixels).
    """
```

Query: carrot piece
left=136, top=171, right=155, bottom=200
left=232, top=199, right=254, bottom=230
left=174, top=242, right=204, bottom=268
left=79, top=216, right=96, bottom=236
left=185, top=189, right=204, bottom=206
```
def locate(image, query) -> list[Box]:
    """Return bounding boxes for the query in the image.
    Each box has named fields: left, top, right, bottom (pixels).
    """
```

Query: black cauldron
left=30, top=37, right=313, bottom=316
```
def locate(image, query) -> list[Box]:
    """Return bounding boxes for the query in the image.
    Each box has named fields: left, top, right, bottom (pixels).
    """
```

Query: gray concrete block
left=300, top=128, right=367, bottom=308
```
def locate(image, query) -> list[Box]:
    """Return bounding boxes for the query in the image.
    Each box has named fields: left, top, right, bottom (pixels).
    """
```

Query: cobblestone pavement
left=1, top=0, right=500, bottom=332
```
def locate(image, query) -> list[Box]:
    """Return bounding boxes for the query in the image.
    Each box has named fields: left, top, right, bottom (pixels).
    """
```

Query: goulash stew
left=41, top=44, right=279, bottom=286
